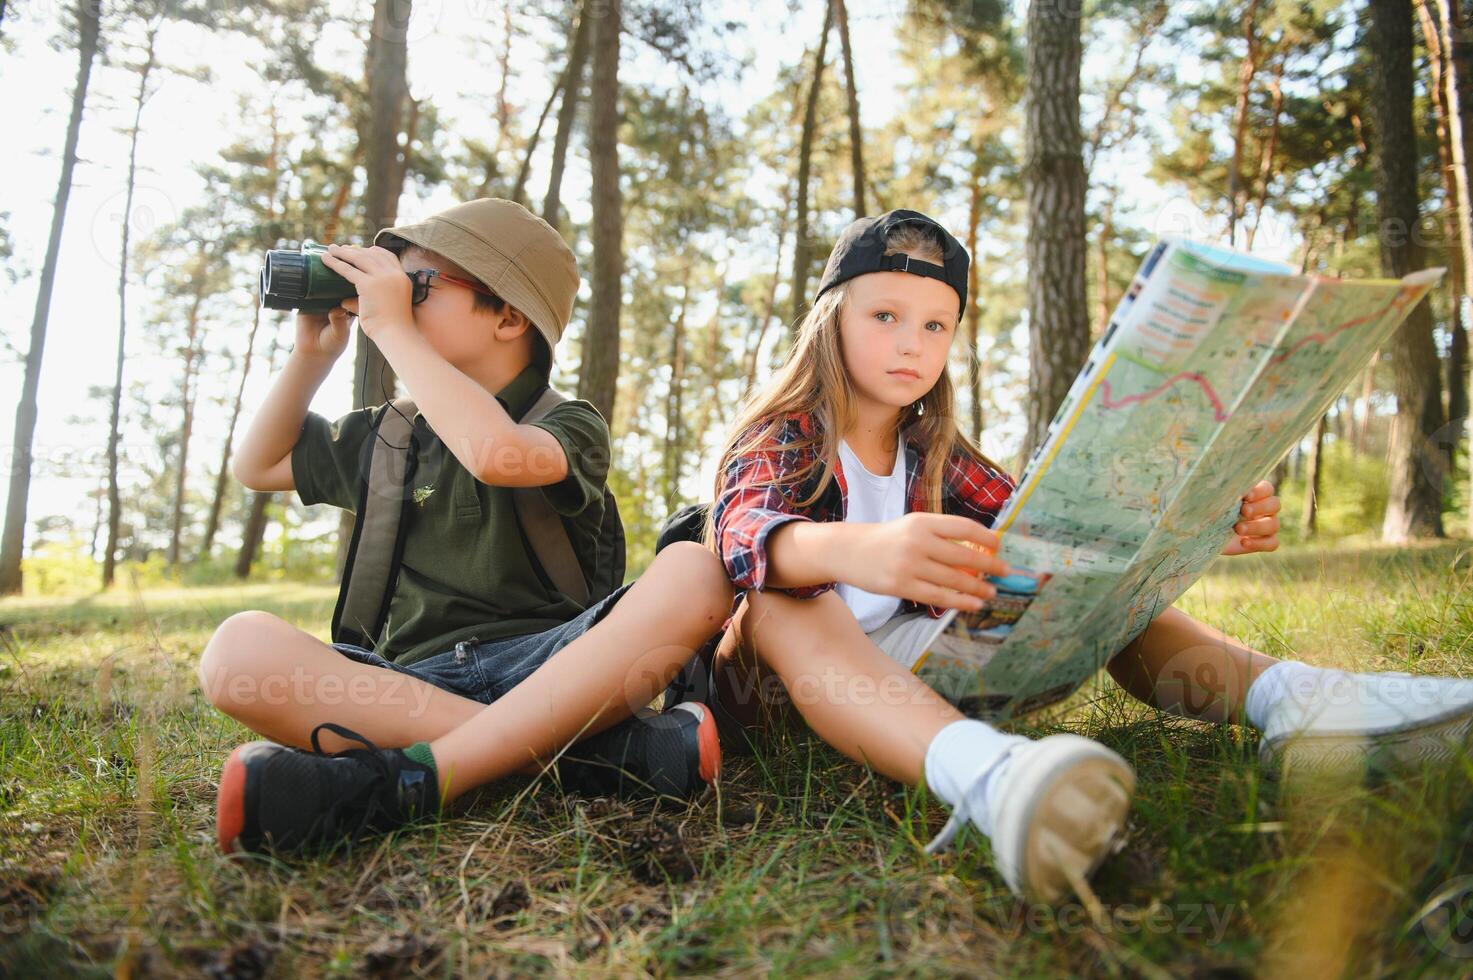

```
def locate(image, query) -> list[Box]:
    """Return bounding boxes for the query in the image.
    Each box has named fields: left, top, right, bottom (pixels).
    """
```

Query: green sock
left=403, top=741, right=437, bottom=773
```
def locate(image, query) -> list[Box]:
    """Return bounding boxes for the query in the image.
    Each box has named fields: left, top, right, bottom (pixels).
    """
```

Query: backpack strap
left=512, top=385, right=591, bottom=607
left=333, top=385, right=594, bottom=652
left=330, top=398, right=418, bottom=649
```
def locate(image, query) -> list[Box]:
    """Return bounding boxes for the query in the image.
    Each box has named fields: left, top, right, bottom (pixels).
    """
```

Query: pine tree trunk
left=832, top=0, right=865, bottom=216
left=1302, top=412, right=1328, bottom=535
left=576, top=0, right=624, bottom=423
left=790, top=2, right=834, bottom=329
left=1226, top=0, right=1261, bottom=246
left=1370, top=0, right=1447, bottom=541
left=341, top=0, right=414, bottom=572
left=103, top=24, right=157, bottom=588
left=746, top=172, right=795, bottom=387
left=168, top=289, right=205, bottom=567
left=664, top=268, right=690, bottom=514
left=1449, top=1, right=1473, bottom=536
left=543, top=0, right=592, bottom=231
left=0, top=0, right=99, bottom=595
left=1421, top=0, right=1471, bottom=479
left=964, top=168, right=985, bottom=442
left=1356, top=361, right=1376, bottom=452
left=506, top=76, right=561, bottom=205
left=1245, top=58, right=1284, bottom=250
left=234, top=492, right=273, bottom=579
left=1022, top=0, right=1090, bottom=462
left=235, top=331, right=283, bottom=579
left=200, top=304, right=262, bottom=558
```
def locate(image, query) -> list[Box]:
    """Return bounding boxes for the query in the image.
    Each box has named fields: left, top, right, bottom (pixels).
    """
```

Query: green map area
left=911, top=239, right=1444, bottom=722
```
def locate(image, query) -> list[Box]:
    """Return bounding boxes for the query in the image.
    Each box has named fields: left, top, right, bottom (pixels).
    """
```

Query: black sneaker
left=555, top=702, right=720, bottom=800
left=216, top=723, right=439, bottom=854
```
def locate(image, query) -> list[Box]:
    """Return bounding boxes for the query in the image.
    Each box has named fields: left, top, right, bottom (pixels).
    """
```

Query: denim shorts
left=331, top=582, right=635, bottom=704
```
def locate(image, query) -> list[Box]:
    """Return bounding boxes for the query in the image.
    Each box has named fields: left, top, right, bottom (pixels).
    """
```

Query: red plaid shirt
left=712, top=412, right=1017, bottom=619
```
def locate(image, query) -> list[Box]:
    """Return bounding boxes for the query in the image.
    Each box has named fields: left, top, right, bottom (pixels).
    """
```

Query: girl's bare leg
left=1106, top=605, right=1280, bottom=725
left=715, top=587, right=966, bottom=786
left=426, top=542, right=734, bottom=801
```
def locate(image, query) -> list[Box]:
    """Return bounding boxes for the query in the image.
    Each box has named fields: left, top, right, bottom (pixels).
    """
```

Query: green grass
left=4, top=544, right=1473, bottom=976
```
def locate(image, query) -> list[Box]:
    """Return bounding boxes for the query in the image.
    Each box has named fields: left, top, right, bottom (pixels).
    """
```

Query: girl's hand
left=293, top=306, right=353, bottom=362
left=1221, top=480, right=1281, bottom=556
left=842, top=513, right=1011, bottom=611
left=320, top=243, right=414, bottom=341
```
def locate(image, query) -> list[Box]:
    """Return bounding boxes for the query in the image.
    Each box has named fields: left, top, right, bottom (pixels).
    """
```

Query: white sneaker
left=925, top=733, right=1136, bottom=904
left=1258, top=670, right=1473, bottom=777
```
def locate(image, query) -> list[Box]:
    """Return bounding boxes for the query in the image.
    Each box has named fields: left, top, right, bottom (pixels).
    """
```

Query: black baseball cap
left=814, top=209, right=970, bottom=314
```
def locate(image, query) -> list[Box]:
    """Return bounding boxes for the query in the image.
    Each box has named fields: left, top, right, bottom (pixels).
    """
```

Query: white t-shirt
left=835, top=436, right=908, bottom=631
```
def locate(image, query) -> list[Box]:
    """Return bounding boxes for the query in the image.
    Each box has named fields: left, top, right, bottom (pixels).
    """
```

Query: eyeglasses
left=406, top=268, right=501, bottom=305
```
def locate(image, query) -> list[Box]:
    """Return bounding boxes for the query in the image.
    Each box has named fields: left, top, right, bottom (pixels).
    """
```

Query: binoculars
left=258, top=240, right=356, bottom=313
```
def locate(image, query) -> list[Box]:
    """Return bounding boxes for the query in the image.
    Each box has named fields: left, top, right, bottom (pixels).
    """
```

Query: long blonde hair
left=704, top=222, right=1002, bottom=550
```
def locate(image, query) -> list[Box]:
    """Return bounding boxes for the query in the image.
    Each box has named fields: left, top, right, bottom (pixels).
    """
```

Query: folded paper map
left=893, top=238, right=1444, bottom=722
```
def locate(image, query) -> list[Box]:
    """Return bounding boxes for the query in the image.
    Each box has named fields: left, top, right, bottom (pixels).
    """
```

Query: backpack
left=331, top=384, right=626, bottom=651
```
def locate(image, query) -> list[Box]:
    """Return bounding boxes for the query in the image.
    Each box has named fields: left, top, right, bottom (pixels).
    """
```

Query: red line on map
left=1266, top=291, right=1407, bottom=365
left=1099, top=374, right=1229, bottom=422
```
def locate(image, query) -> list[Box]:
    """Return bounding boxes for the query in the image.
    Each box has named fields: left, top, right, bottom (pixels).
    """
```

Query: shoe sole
left=217, top=740, right=274, bottom=854
left=995, top=737, right=1136, bottom=905
left=1260, top=700, right=1473, bottom=780
left=672, top=702, right=722, bottom=785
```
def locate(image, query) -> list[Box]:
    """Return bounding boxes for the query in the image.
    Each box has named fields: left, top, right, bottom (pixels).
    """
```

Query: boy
left=202, top=198, right=731, bottom=854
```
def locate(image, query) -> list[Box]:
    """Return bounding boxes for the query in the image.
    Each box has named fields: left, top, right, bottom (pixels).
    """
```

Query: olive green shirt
left=292, top=363, right=612, bottom=666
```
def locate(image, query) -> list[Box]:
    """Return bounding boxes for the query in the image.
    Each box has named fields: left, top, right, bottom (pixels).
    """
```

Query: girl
left=696, top=208, right=1473, bottom=904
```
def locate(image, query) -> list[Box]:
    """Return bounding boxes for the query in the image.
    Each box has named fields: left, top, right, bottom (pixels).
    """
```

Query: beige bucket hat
left=375, top=198, right=580, bottom=363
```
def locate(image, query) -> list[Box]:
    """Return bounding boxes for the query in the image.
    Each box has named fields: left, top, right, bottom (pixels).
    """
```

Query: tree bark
left=234, top=492, right=273, bottom=579
left=832, top=0, right=865, bottom=216
left=0, top=0, right=99, bottom=594
left=1245, top=57, right=1284, bottom=251
left=340, top=0, right=414, bottom=572
left=1301, top=412, right=1327, bottom=535
left=790, top=1, right=835, bottom=329
left=576, top=0, right=624, bottom=423
left=1420, top=0, right=1471, bottom=479
left=103, top=21, right=158, bottom=588
left=664, top=267, right=690, bottom=514
left=235, top=330, right=283, bottom=579
left=168, top=285, right=206, bottom=567
left=1226, top=0, right=1261, bottom=247
left=964, top=165, right=985, bottom=442
left=506, top=75, right=561, bottom=205
left=1370, top=0, right=1447, bottom=540
left=1021, top=0, right=1090, bottom=463
left=746, top=171, right=796, bottom=388
left=355, top=0, right=412, bottom=415
left=543, top=0, right=592, bottom=231
left=1446, top=0, right=1473, bottom=533
left=200, top=303, right=262, bottom=558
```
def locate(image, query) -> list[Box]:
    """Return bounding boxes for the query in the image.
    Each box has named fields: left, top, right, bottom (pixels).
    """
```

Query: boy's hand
left=293, top=307, right=353, bottom=362
left=1221, top=480, right=1280, bottom=556
left=841, top=513, right=1011, bottom=612
left=320, top=243, right=413, bottom=341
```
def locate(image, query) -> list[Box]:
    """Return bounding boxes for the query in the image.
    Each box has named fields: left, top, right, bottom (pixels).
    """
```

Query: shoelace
left=922, top=741, right=1026, bottom=855
left=306, top=722, right=402, bottom=840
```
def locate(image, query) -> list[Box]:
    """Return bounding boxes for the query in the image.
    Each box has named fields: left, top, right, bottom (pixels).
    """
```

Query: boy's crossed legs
left=201, top=542, right=734, bottom=851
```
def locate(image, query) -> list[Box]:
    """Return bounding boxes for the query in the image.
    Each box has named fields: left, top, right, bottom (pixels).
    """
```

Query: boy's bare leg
left=714, top=588, right=966, bottom=787
left=198, top=612, right=515, bottom=756
left=1106, top=605, right=1279, bottom=725
left=201, top=541, right=733, bottom=788
left=426, top=542, right=734, bottom=801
